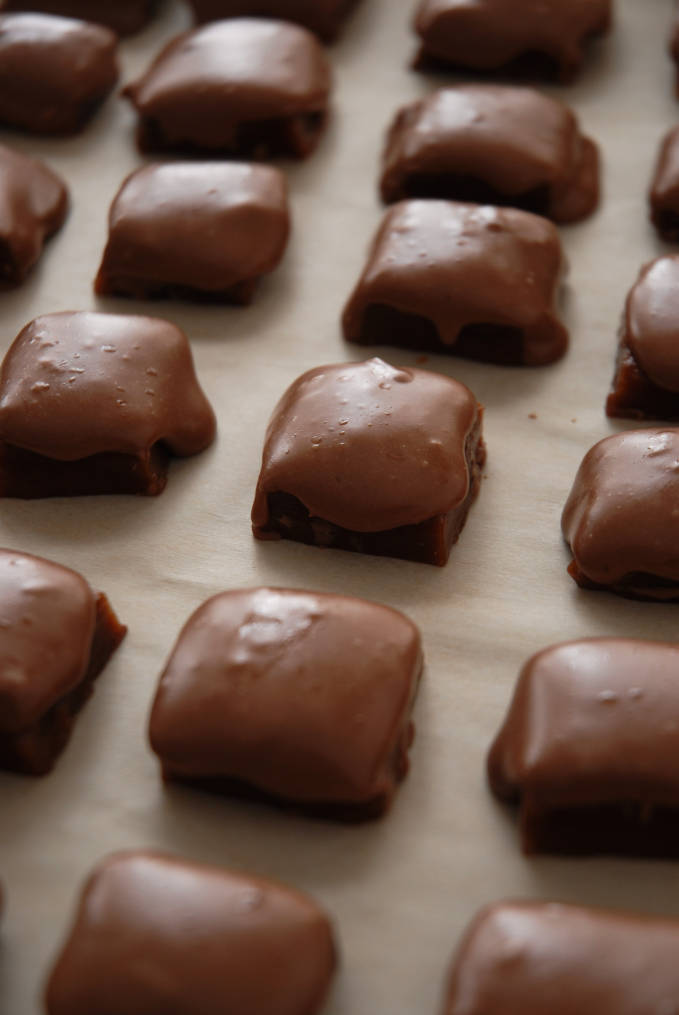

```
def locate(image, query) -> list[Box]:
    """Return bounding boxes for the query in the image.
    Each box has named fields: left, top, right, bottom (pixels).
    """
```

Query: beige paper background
left=2, top=0, right=679, bottom=1011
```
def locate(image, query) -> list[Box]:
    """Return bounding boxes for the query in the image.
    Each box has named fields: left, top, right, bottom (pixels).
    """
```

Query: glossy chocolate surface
left=95, top=162, right=290, bottom=302
left=1, top=1, right=158, bottom=35
left=150, top=587, right=423, bottom=818
left=562, top=428, right=679, bottom=599
left=0, top=13, right=117, bottom=134
left=443, top=900, right=679, bottom=1015
left=380, top=86, right=599, bottom=224
left=342, top=201, right=567, bottom=366
left=414, top=0, right=612, bottom=83
left=650, top=125, right=679, bottom=242
left=187, top=0, right=359, bottom=42
left=46, top=850, right=336, bottom=1015
left=123, top=18, right=331, bottom=157
left=0, top=143, right=68, bottom=285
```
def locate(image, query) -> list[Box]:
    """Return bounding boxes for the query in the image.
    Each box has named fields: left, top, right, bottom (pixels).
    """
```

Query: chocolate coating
left=562, top=428, right=679, bottom=599
left=46, top=850, right=336, bottom=1015
left=95, top=162, right=290, bottom=303
left=380, top=86, right=599, bottom=224
left=150, top=587, right=423, bottom=819
left=123, top=18, right=331, bottom=158
left=413, top=0, right=612, bottom=83
left=187, top=0, right=359, bottom=43
left=1, top=1, right=159, bottom=35
left=670, top=12, right=679, bottom=98
left=0, top=13, right=118, bottom=134
left=442, top=900, right=679, bottom=1015
left=342, top=201, right=567, bottom=366
left=0, top=143, right=68, bottom=286
left=649, top=125, right=679, bottom=242
left=489, top=637, right=679, bottom=856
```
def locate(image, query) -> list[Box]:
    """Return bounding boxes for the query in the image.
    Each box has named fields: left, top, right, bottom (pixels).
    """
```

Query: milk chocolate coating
left=489, top=637, right=679, bottom=855
left=123, top=18, right=331, bottom=158
left=1, top=1, right=159, bottom=35
left=150, top=587, right=423, bottom=820
left=0, top=13, right=118, bottom=134
left=187, top=0, right=359, bottom=43
left=380, top=86, right=599, bottom=224
left=342, top=201, right=568, bottom=366
left=649, top=125, right=679, bottom=242
left=413, top=0, right=612, bottom=84
left=442, top=900, right=679, bottom=1015
left=607, top=256, right=679, bottom=420
left=562, top=428, right=679, bottom=599
left=46, top=851, right=336, bottom=1015
left=95, top=162, right=290, bottom=303
left=0, top=143, right=68, bottom=285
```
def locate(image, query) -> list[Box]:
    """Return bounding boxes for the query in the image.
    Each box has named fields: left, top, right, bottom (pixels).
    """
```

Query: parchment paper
left=2, top=1, right=679, bottom=1011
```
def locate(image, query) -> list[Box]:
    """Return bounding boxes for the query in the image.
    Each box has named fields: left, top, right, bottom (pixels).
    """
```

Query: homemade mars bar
left=46, top=851, right=336, bottom=1015
left=123, top=18, right=331, bottom=158
left=0, top=548, right=125, bottom=775
left=252, top=358, right=485, bottom=566
left=187, top=0, right=360, bottom=43
left=0, top=311, right=216, bottom=498
left=342, top=201, right=568, bottom=365
left=2, top=1, right=159, bottom=35
left=649, top=125, right=679, bottom=242
left=380, top=85, right=599, bottom=224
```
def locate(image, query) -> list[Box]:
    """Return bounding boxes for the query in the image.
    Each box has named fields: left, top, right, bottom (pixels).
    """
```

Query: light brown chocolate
left=442, top=900, right=679, bottom=1015
left=95, top=162, right=290, bottom=303
left=380, top=86, right=599, bottom=224
left=0, top=13, right=118, bottom=134
left=413, top=0, right=612, bottom=83
left=1, top=1, right=159, bottom=35
left=649, top=125, right=679, bottom=242
left=562, top=428, right=679, bottom=599
left=149, top=587, right=423, bottom=820
left=0, top=311, right=216, bottom=497
left=187, top=0, right=359, bottom=43
left=342, top=201, right=568, bottom=366
left=0, top=143, right=68, bottom=285
left=252, top=357, right=485, bottom=566
left=123, top=18, right=331, bottom=158
left=46, top=850, right=336, bottom=1015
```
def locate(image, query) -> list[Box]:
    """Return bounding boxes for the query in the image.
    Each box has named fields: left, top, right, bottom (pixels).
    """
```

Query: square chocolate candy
left=2, top=1, right=159, bottom=35
left=187, top=0, right=360, bottom=43
left=149, top=587, right=423, bottom=820
left=0, top=548, right=125, bottom=775
left=342, top=201, right=568, bottom=365
left=123, top=18, right=331, bottom=158
left=488, top=637, right=679, bottom=856
left=649, top=125, right=679, bottom=242
left=46, top=851, right=336, bottom=1015
left=95, top=162, right=290, bottom=303
left=251, top=357, right=485, bottom=566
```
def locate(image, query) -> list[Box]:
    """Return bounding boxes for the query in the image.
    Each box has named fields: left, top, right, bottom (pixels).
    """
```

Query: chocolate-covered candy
left=442, top=900, right=679, bottom=1015
left=670, top=12, right=679, bottom=97
left=0, top=311, right=216, bottom=498
left=187, top=0, right=359, bottom=43
left=562, top=428, right=679, bottom=599
left=380, top=85, right=599, bottom=224
left=2, top=1, right=159, bottom=35
left=413, top=0, right=612, bottom=83
left=150, top=587, right=423, bottom=820
left=0, top=548, right=125, bottom=775
left=489, top=637, right=679, bottom=856
left=95, top=162, right=290, bottom=303
left=46, top=850, right=336, bottom=1015
left=607, top=256, right=679, bottom=420
left=123, top=18, right=331, bottom=158
left=252, top=357, right=485, bottom=566
left=0, top=143, right=68, bottom=285
left=342, top=201, right=567, bottom=366
left=649, top=125, right=679, bottom=242
left=0, top=13, right=118, bottom=134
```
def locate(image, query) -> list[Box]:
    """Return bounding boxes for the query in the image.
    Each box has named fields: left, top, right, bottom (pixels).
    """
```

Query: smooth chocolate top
left=1, top=1, right=157, bottom=35
left=622, top=256, right=679, bottom=392
left=96, top=162, right=289, bottom=294
left=0, top=143, right=68, bottom=282
left=380, top=85, right=599, bottom=223
left=46, top=850, right=336, bottom=1015
left=252, top=357, right=481, bottom=532
left=150, top=587, right=422, bottom=804
left=562, top=428, right=679, bottom=586
left=0, top=548, right=96, bottom=735
left=0, top=312, right=216, bottom=460
left=414, top=0, right=611, bottom=81
left=124, top=18, right=331, bottom=146
left=187, top=0, right=357, bottom=43
left=342, top=201, right=567, bottom=366
left=489, top=637, right=679, bottom=807
left=443, top=900, right=679, bottom=1015
left=0, top=13, right=118, bottom=133
left=650, top=125, right=679, bottom=213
